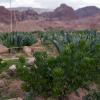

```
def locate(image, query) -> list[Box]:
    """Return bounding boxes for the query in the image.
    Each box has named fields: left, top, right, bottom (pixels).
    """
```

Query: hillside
left=0, top=6, right=11, bottom=24
left=0, top=4, right=100, bottom=31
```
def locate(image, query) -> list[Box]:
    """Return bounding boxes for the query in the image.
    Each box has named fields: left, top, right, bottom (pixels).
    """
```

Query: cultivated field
left=0, top=30, right=99, bottom=100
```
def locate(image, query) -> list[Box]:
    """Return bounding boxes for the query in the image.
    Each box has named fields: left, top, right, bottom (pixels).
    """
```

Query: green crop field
left=0, top=30, right=100, bottom=100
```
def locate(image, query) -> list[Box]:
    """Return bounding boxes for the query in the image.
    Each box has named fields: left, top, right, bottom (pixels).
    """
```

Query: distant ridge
left=75, top=6, right=100, bottom=18
left=8, top=5, right=100, bottom=19
left=8, top=7, right=53, bottom=14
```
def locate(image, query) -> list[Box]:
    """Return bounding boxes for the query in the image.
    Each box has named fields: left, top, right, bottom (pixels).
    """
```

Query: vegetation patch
left=0, top=32, right=37, bottom=48
left=16, top=30, right=100, bottom=99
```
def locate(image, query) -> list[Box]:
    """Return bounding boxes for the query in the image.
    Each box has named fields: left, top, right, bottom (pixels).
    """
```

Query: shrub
left=83, top=90, right=100, bottom=100
left=0, top=32, right=37, bottom=47
left=18, top=56, right=26, bottom=64
left=16, top=31, right=100, bottom=99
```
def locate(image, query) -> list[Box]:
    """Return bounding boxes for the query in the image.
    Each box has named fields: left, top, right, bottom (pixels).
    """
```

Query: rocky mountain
left=0, top=6, right=38, bottom=24
left=41, top=4, right=77, bottom=20
left=53, top=4, right=77, bottom=20
left=0, top=4, right=77, bottom=24
left=9, top=7, right=53, bottom=14
left=0, top=4, right=100, bottom=32
left=1, top=4, right=100, bottom=24
left=75, top=6, right=100, bottom=18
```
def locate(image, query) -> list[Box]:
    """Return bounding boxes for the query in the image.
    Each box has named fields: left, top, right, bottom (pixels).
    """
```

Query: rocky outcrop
left=0, top=44, right=9, bottom=54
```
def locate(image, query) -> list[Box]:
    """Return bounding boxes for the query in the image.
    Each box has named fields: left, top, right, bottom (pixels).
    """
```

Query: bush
left=0, top=32, right=37, bottom=47
left=18, top=56, right=26, bottom=64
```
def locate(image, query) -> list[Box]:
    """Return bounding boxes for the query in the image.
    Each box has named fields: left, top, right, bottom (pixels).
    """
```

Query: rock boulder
left=0, top=44, right=9, bottom=54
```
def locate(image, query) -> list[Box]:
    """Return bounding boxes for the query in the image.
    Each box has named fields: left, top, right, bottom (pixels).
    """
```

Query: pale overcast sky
left=0, top=0, right=100, bottom=9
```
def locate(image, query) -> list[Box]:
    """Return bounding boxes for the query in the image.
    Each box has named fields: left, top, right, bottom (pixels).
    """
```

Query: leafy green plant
left=0, top=32, right=37, bottom=47
left=41, top=30, right=100, bottom=53
left=16, top=30, right=100, bottom=99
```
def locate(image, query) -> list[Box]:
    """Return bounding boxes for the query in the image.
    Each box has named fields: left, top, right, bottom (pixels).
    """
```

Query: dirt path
left=3, top=57, right=33, bottom=61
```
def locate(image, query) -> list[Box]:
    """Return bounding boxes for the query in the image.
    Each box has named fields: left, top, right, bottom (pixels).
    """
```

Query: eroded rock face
left=21, top=9, right=38, bottom=20
left=0, top=6, right=38, bottom=24
left=0, top=44, right=9, bottom=54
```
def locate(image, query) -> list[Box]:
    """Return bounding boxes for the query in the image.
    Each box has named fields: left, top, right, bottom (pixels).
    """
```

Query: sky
left=0, top=0, right=100, bottom=9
